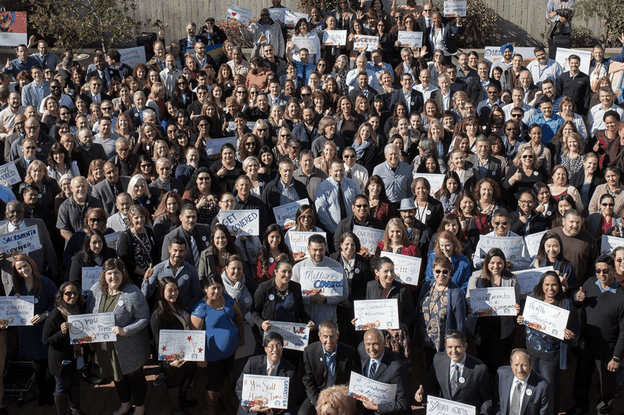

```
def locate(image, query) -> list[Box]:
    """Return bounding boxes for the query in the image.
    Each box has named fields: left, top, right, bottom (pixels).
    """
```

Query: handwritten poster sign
left=0, top=225, right=42, bottom=257
left=264, top=321, right=310, bottom=351
left=353, top=299, right=399, bottom=330
left=292, top=37, right=318, bottom=55
left=0, top=296, right=34, bottom=326
left=0, top=12, right=28, bottom=47
left=353, top=35, right=378, bottom=51
left=469, top=287, right=517, bottom=317
left=287, top=231, right=326, bottom=257
left=118, top=46, right=147, bottom=67
left=524, top=231, right=547, bottom=258
left=269, top=7, right=289, bottom=22
left=397, top=31, right=423, bottom=48
left=427, top=396, right=476, bottom=415
left=348, top=372, right=397, bottom=405
left=273, top=199, right=309, bottom=228
left=514, top=266, right=553, bottom=299
left=443, top=1, right=467, bottom=17
left=323, top=30, right=348, bottom=46
left=600, top=234, right=624, bottom=256
left=478, top=236, right=524, bottom=262
left=555, top=48, right=591, bottom=75
left=68, top=312, right=117, bottom=344
left=353, top=225, right=384, bottom=255
left=300, top=267, right=344, bottom=297
left=158, top=329, right=206, bottom=361
left=523, top=296, right=570, bottom=340
left=284, top=11, right=309, bottom=28
left=227, top=4, right=253, bottom=25
left=219, top=210, right=260, bottom=236
left=416, top=173, right=445, bottom=195
left=81, top=267, right=102, bottom=294
left=0, top=161, right=21, bottom=186
left=205, top=136, right=238, bottom=156
left=241, top=374, right=290, bottom=409
left=380, top=252, right=422, bottom=286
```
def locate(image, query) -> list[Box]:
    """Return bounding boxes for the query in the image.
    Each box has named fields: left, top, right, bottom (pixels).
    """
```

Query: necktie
left=450, top=364, right=459, bottom=396
left=302, top=64, right=307, bottom=84
left=363, top=90, right=368, bottom=98
left=112, top=182, right=119, bottom=198
left=346, top=169, right=353, bottom=179
left=369, top=360, right=377, bottom=379
left=337, top=182, right=347, bottom=219
left=510, top=381, right=522, bottom=415
left=325, top=352, right=336, bottom=386
left=190, top=234, right=200, bottom=266
left=268, top=366, right=275, bottom=376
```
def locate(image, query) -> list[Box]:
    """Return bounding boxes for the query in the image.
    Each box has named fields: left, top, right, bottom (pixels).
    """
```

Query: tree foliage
left=28, top=0, right=142, bottom=53
left=441, top=0, right=498, bottom=48
left=576, top=0, right=624, bottom=47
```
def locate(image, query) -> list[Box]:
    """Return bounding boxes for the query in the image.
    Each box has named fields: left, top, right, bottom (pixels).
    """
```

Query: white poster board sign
left=523, top=296, right=570, bottom=340
left=274, top=199, right=309, bottom=228
left=514, top=266, right=553, bottom=299
left=0, top=296, right=34, bottom=326
left=292, top=37, right=318, bottom=55
left=353, top=35, right=378, bottom=51
left=443, top=1, right=467, bottom=17
left=380, top=252, right=422, bottom=286
left=205, top=137, right=238, bottom=156
left=227, top=4, right=253, bottom=25
left=468, top=287, right=517, bottom=317
left=81, top=267, right=102, bottom=294
left=264, top=321, right=310, bottom=351
left=483, top=47, right=536, bottom=64
left=397, top=31, right=423, bottom=48
left=68, top=312, right=117, bottom=344
left=299, top=267, right=344, bottom=297
left=284, top=11, right=309, bottom=28
left=323, top=30, right=347, bottom=46
left=348, top=372, right=397, bottom=404
left=105, top=232, right=123, bottom=250
left=555, top=48, right=591, bottom=75
left=0, top=225, right=42, bottom=257
left=219, top=210, right=260, bottom=236
left=600, top=234, right=624, bottom=256
left=287, top=231, right=326, bottom=257
left=241, top=374, right=290, bottom=409
left=416, top=173, right=444, bottom=195
left=269, top=7, right=290, bottom=22
left=427, top=396, right=476, bottom=415
left=353, top=225, right=384, bottom=255
left=524, top=231, right=547, bottom=258
left=118, top=46, right=147, bottom=67
left=478, top=236, right=524, bottom=262
left=158, top=329, right=206, bottom=361
left=0, top=12, right=28, bottom=47
left=354, top=299, right=400, bottom=330
left=0, top=161, right=21, bottom=186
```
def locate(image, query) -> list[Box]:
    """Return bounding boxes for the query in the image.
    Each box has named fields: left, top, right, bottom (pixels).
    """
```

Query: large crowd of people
left=1, top=0, right=624, bottom=414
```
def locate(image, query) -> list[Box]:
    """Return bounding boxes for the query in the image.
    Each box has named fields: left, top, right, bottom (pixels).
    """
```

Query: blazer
left=586, top=212, right=622, bottom=238
left=330, top=252, right=373, bottom=302
left=42, top=307, right=83, bottom=377
left=424, top=22, right=463, bottom=58
left=251, top=279, right=312, bottom=329
left=302, top=341, right=361, bottom=405
left=349, top=85, right=378, bottom=103
left=148, top=177, right=184, bottom=200
left=389, top=88, right=424, bottom=114
left=466, top=155, right=505, bottom=182
left=160, top=224, right=212, bottom=269
left=261, top=177, right=310, bottom=223
left=495, top=367, right=552, bottom=415
left=91, top=176, right=131, bottom=217
left=0, top=218, right=59, bottom=282
left=21, top=80, right=51, bottom=108
left=423, top=352, right=494, bottom=415
left=466, top=77, right=501, bottom=104
left=357, top=344, right=411, bottom=415
left=509, top=211, right=549, bottom=236
left=366, top=278, right=415, bottom=327
left=235, top=355, right=298, bottom=415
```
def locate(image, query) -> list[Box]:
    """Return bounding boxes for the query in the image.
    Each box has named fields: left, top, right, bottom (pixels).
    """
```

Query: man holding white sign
left=473, top=209, right=531, bottom=270
left=241, top=8, right=286, bottom=60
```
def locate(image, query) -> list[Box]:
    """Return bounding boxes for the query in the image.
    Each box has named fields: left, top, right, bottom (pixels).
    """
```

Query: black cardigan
left=329, top=252, right=373, bottom=302
left=68, top=247, right=118, bottom=291
left=251, top=279, right=312, bottom=330
left=42, top=308, right=82, bottom=377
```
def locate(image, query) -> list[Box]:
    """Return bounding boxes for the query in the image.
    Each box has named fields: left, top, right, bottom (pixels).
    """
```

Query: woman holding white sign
left=10, top=254, right=58, bottom=406
left=150, top=276, right=197, bottom=415
left=516, top=271, right=579, bottom=414
left=293, top=19, right=322, bottom=64
left=42, top=281, right=87, bottom=415
left=466, top=248, right=520, bottom=377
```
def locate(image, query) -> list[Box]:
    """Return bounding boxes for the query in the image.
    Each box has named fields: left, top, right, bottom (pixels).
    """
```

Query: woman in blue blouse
left=425, top=230, right=471, bottom=295
left=191, top=274, right=244, bottom=415
left=517, top=271, right=580, bottom=414
left=9, top=254, right=58, bottom=405
left=531, top=231, right=577, bottom=291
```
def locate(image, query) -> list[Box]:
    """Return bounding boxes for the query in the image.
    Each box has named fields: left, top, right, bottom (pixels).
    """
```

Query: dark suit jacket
left=349, top=86, right=378, bottom=104
left=389, top=88, right=424, bottom=114
left=466, top=155, right=504, bottom=182
left=148, top=177, right=184, bottom=200
left=302, top=341, right=360, bottom=405
left=178, top=35, right=209, bottom=59
left=357, top=344, right=411, bottom=415
left=495, top=367, right=552, bottom=415
left=261, top=177, right=310, bottom=224
left=79, top=91, right=112, bottom=106
left=235, top=355, right=298, bottom=415
left=251, top=279, right=311, bottom=329
left=330, top=252, right=373, bottom=302
left=466, top=77, right=501, bottom=105
left=422, top=352, right=493, bottom=415
left=91, top=176, right=131, bottom=217
left=160, top=224, right=212, bottom=268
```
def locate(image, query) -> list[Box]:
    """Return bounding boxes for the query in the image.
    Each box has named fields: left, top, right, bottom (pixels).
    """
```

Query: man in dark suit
left=109, top=138, right=139, bottom=177
left=495, top=349, right=552, bottom=415
left=349, top=72, right=378, bottom=104
left=356, top=329, right=410, bottom=415
left=91, top=162, right=130, bottom=217
left=389, top=73, right=424, bottom=115
left=415, top=330, right=493, bottom=415
left=160, top=203, right=212, bottom=269
left=300, top=319, right=360, bottom=415
left=178, top=22, right=208, bottom=59
left=261, top=158, right=310, bottom=224
left=393, top=49, right=424, bottom=88
left=80, top=75, right=111, bottom=105
left=236, top=332, right=298, bottom=415
left=466, top=61, right=501, bottom=105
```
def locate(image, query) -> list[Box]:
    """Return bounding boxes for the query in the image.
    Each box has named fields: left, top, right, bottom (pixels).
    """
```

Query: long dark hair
left=209, top=224, right=239, bottom=256
left=185, top=167, right=223, bottom=201
left=364, top=175, right=392, bottom=205
left=257, top=224, right=294, bottom=277
left=156, top=276, right=187, bottom=322
left=79, top=229, right=109, bottom=263
left=435, top=171, right=461, bottom=200
left=535, top=232, right=569, bottom=266
left=54, top=281, right=85, bottom=315
left=482, top=248, right=514, bottom=283
left=532, top=270, right=564, bottom=302
left=436, top=213, right=467, bottom=242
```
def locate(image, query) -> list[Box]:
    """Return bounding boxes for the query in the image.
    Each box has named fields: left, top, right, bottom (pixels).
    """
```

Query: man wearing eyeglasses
left=242, top=8, right=285, bottom=60
left=502, top=87, right=537, bottom=127
left=9, top=116, right=54, bottom=162
left=39, top=80, right=74, bottom=114
left=333, top=194, right=383, bottom=252
left=252, top=42, right=286, bottom=78
left=476, top=83, right=501, bottom=124
left=417, top=1, right=434, bottom=30
left=342, top=146, right=368, bottom=191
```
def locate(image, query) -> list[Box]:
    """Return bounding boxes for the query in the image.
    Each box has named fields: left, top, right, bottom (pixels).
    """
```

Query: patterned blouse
left=419, top=285, right=449, bottom=351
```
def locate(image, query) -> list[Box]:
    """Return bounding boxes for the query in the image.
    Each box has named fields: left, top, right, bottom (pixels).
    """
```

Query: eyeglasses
left=493, top=222, right=509, bottom=226
left=434, top=269, right=450, bottom=274
left=602, top=203, right=615, bottom=207
left=301, top=93, right=311, bottom=97
left=266, top=344, right=283, bottom=350
left=318, top=63, right=326, bottom=67
left=343, top=154, right=355, bottom=159
left=64, top=291, right=78, bottom=297
left=23, top=146, right=36, bottom=150
left=261, top=13, right=270, bottom=16
left=354, top=204, right=369, bottom=209
left=511, top=114, right=523, bottom=118
left=257, top=128, right=267, bottom=132
left=522, top=155, right=534, bottom=159
left=518, top=200, right=534, bottom=205
left=102, top=107, right=113, bottom=110
left=487, top=91, right=498, bottom=94
left=290, top=146, right=301, bottom=150
left=505, top=128, right=519, bottom=132
left=88, top=217, right=106, bottom=223
left=596, top=268, right=612, bottom=275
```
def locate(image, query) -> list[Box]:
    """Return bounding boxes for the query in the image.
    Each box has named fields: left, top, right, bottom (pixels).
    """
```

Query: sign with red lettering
left=263, top=321, right=310, bottom=351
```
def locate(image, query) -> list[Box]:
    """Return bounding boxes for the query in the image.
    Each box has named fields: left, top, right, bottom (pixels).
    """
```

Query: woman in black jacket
left=117, top=205, right=157, bottom=287
left=68, top=229, right=117, bottom=291
left=42, top=281, right=87, bottom=415
left=569, top=152, right=604, bottom=214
